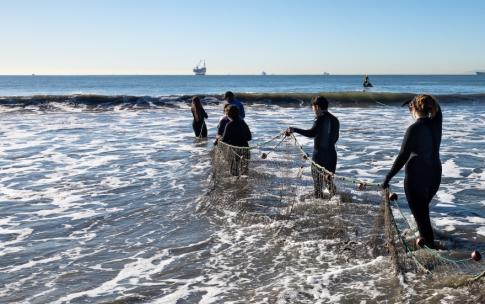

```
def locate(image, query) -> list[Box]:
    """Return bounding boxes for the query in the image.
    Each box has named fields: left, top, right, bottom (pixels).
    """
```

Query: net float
left=389, top=192, right=398, bottom=201
left=416, top=237, right=425, bottom=248
left=471, top=250, right=481, bottom=261
left=261, top=153, right=267, bottom=159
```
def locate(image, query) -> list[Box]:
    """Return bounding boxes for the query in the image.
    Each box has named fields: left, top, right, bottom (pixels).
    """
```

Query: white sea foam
left=0, top=103, right=483, bottom=303
left=442, top=159, right=463, bottom=178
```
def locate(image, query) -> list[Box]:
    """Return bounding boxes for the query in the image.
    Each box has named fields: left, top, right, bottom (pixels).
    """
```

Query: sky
left=1, top=0, right=484, bottom=75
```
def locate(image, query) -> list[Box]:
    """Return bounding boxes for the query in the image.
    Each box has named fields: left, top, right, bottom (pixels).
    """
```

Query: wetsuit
left=292, top=112, right=340, bottom=197
left=191, top=107, right=208, bottom=137
left=225, top=100, right=245, bottom=119
left=384, top=106, right=442, bottom=248
left=293, top=112, right=340, bottom=172
left=221, top=118, right=252, bottom=175
left=217, top=116, right=230, bottom=137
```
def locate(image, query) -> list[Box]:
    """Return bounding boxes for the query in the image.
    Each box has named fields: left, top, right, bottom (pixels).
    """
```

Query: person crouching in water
left=191, top=96, right=208, bottom=138
left=287, top=96, right=340, bottom=198
left=221, top=105, right=252, bottom=176
left=382, top=95, right=442, bottom=249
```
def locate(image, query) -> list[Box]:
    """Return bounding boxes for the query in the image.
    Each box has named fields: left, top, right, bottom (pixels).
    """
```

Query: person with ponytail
left=191, top=96, right=208, bottom=138
left=383, top=94, right=442, bottom=249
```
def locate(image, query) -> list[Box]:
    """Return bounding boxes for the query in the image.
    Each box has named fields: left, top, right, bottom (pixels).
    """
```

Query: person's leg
left=201, top=122, right=208, bottom=138
left=192, top=121, right=200, bottom=137
left=321, top=151, right=337, bottom=195
left=311, top=164, right=324, bottom=198
left=405, top=179, right=435, bottom=248
left=241, top=149, right=250, bottom=175
left=324, top=173, right=336, bottom=196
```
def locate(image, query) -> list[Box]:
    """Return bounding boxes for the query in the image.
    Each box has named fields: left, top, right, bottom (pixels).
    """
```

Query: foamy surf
left=0, top=101, right=483, bottom=302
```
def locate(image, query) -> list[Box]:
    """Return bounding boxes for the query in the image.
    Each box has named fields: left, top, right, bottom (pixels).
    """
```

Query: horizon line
left=0, top=73, right=481, bottom=77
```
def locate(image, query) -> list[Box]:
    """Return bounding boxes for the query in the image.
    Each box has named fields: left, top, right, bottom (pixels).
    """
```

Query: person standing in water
left=214, top=103, right=231, bottom=145
left=287, top=96, right=340, bottom=198
left=223, top=91, right=245, bottom=119
left=191, top=96, right=208, bottom=138
left=382, top=94, right=442, bottom=249
left=221, top=105, right=252, bottom=175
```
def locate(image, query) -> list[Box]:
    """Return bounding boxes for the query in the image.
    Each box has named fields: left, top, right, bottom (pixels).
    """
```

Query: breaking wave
left=1, top=92, right=484, bottom=111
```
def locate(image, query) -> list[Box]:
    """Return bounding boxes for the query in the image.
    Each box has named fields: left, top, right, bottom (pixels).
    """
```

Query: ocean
left=0, top=75, right=484, bottom=303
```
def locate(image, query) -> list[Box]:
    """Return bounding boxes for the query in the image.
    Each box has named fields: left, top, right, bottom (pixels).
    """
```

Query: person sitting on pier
left=287, top=96, right=340, bottom=198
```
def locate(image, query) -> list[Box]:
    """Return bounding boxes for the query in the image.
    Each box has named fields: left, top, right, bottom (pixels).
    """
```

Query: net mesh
left=205, top=132, right=485, bottom=284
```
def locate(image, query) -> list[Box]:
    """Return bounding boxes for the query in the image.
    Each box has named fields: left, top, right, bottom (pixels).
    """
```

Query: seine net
left=205, top=132, right=485, bottom=283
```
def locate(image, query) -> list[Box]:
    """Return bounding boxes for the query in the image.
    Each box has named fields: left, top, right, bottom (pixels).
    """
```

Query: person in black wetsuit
left=223, top=91, right=245, bottom=119
left=363, top=74, right=373, bottom=88
left=221, top=105, right=252, bottom=176
left=191, top=96, right=208, bottom=138
left=213, top=103, right=231, bottom=145
left=382, top=94, right=442, bottom=249
left=287, top=96, right=340, bottom=198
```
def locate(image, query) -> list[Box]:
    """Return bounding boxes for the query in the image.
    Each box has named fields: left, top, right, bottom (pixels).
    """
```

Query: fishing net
left=385, top=193, right=485, bottom=285
left=205, top=132, right=485, bottom=283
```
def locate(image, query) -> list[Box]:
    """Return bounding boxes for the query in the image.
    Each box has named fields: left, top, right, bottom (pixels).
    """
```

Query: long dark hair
left=191, top=96, right=203, bottom=122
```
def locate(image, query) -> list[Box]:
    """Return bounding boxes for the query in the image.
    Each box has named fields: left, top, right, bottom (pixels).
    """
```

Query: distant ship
left=476, top=72, right=485, bottom=76
left=193, top=60, right=206, bottom=76
left=323, top=72, right=330, bottom=76
left=262, top=71, right=267, bottom=76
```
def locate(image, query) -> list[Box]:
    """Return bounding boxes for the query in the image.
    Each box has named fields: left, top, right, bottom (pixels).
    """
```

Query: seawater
left=0, top=76, right=484, bottom=303
left=1, top=74, right=485, bottom=96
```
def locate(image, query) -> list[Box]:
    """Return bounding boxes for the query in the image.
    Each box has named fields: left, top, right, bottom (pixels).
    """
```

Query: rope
left=212, top=128, right=484, bottom=278
left=198, top=120, right=206, bottom=138
left=391, top=197, right=473, bottom=264
left=290, top=133, right=381, bottom=189
left=216, top=132, right=284, bottom=150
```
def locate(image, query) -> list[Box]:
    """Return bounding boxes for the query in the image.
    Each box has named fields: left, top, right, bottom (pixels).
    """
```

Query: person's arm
left=383, top=126, right=414, bottom=187
left=292, top=119, right=319, bottom=138
left=432, top=103, right=442, bottom=127
left=244, top=121, right=252, bottom=141
left=203, top=108, right=208, bottom=119
left=221, top=122, right=232, bottom=144
left=239, top=103, right=245, bottom=119
left=332, top=117, right=340, bottom=144
left=217, top=118, right=229, bottom=136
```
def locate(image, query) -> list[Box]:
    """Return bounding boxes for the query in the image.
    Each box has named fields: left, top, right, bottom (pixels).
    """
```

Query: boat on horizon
left=261, top=71, right=267, bottom=76
left=476, top=71, right=485, bottom=76
left=193, top=60, right=206, bottom=76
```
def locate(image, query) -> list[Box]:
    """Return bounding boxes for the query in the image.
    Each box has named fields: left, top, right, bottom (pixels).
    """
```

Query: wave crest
left=1, top=92, right=483, bottom=111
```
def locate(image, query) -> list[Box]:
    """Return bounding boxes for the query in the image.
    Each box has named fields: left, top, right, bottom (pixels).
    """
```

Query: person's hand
left=284, top=127, right=293, bottom=137
left=213, top=138, right=219, bottom=146
left=381, top=179, right=390, bottom=189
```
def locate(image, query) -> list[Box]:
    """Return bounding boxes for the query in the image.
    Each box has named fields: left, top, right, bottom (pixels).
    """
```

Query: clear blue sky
left=1, top=0, right=484, bottom=75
